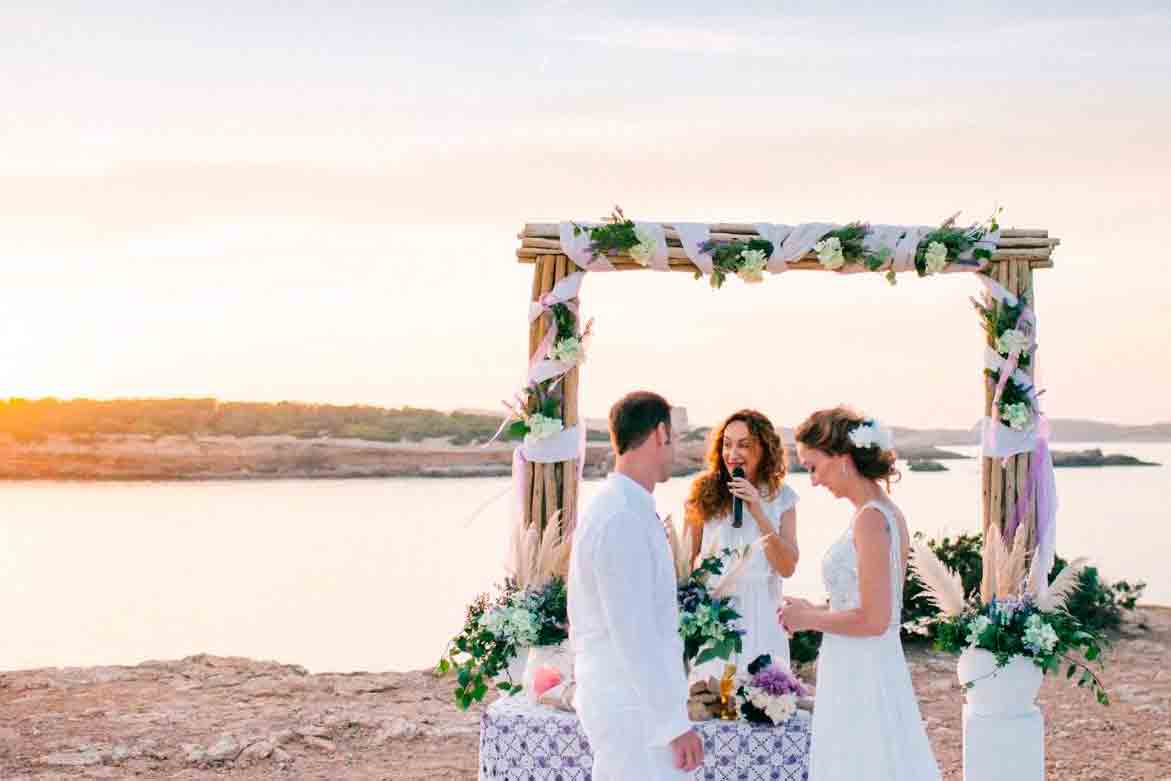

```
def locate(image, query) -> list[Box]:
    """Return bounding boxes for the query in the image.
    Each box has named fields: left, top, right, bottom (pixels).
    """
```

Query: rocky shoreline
left=1, top=608, right=1166, bottom=780
left=0, top=434, right=969, bottom=482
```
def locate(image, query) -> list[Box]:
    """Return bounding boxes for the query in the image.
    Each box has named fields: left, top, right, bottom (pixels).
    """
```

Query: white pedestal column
left=962, top=706, right=1044, bottom=781
left=958, top=649, right=1046, bottom=781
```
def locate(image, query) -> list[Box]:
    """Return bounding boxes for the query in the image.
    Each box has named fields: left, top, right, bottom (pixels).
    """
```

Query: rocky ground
left=2, top=608, right=1167, bottom=780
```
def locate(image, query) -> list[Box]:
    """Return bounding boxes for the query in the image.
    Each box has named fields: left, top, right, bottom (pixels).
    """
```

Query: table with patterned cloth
left=479, top=696, right=812, bottom=781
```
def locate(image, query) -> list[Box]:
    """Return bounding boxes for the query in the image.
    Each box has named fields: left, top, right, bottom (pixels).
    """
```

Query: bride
left=780, top=407, right=940, bottom=781
left=684, top=409, right=799, bottom=669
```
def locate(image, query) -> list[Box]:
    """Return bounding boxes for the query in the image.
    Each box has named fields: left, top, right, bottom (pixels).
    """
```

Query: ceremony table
left=479, top=696, right=811, bottom=781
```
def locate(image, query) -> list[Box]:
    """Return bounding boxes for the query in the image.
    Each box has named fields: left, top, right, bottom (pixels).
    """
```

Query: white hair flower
left=848, top=419, right=894, bottom=451
left=814, top=236, right=846, bottom=270
left=924, top=241, right=949, bottom=274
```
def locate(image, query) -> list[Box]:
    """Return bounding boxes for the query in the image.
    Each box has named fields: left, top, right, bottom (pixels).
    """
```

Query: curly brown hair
left=794, top=405, right=900, bottom=487
left=685, top=409, right=787, bottom=539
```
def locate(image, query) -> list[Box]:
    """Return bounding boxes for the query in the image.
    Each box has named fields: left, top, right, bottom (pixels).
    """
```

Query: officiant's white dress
left=697, top=484, right=798, bottom=674
left=809, top=500, right=940, bottom=781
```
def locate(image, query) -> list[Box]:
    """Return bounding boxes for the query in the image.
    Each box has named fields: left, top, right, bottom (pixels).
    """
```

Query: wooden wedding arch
left=514, top=220, right=1059, bottom=579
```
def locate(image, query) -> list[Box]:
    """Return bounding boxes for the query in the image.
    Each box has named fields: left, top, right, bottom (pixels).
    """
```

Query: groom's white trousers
left=575, top=661, right=693, bottom=781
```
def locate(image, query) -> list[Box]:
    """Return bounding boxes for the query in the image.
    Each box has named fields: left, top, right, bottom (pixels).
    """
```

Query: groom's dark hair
left=609, top=391, right=672, bottom=455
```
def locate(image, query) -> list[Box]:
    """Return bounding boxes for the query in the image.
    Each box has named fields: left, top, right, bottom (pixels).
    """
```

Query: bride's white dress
left=809, top=500, right=941, bottom=781
left=694, top=484, right=798, bottom=678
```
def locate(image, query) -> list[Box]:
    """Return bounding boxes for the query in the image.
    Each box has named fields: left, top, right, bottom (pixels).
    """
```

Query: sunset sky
left=3, top=2, right=1169, bottom=428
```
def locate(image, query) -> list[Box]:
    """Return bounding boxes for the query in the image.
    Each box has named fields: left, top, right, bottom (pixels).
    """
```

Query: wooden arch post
left=981, top=257, right=1039, bottom=595
left=525, top=254, right=581, bottom=539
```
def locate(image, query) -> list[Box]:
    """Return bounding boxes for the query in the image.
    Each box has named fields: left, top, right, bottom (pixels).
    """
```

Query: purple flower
left=750, top=664, right=808, bottom=697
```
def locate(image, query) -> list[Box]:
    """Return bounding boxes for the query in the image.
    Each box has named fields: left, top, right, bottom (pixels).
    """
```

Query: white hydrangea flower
left=549, top=336, right=584, bottom=365
left=966, top=615, right=993, bottom=646
left=1023, top=614, right=1059, bottom=654
left=737, top=248, right=768, bottom=283
left=505, top=607, right=540, bottom=647
left=629, top=226, right=657, bottom=267
left=996, top=329, right=1031, bottom=356
left=814, top=236, right=846, bottom=270
left=524, top=413, right=564, bottom=445
left=479, top=607, right=507, bottom=636
left=1001, top=402, right=1034, bottom=432
left=924, top=241, right=949, bottom=274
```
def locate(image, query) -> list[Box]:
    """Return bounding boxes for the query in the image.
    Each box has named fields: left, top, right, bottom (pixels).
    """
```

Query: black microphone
left=732, top=467, right=745, bottom=527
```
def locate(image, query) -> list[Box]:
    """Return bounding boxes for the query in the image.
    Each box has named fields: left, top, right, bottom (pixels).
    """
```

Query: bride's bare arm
left=781, top=509, right=892, bottom=638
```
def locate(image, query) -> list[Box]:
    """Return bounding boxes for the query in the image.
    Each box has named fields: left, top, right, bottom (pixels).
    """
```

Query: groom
left=568, top=391, right=703, bottom=779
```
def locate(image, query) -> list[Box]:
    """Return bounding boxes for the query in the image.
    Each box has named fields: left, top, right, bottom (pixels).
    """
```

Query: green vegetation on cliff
left=0, top=398, right=519, bottom=446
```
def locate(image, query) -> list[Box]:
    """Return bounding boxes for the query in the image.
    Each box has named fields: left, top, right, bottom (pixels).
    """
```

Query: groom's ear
left=659, top=422, right=672, bottom=445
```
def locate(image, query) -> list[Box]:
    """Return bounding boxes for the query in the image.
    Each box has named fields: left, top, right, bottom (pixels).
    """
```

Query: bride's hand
left=778, top=597, right=822, bottom=633
left=728, top=476, right=763, bottom=512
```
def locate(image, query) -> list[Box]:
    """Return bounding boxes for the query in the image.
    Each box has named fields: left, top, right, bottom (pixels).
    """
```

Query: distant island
left=1051, top=449, right=1160, bottom=468
left=0, top=398, right=1164, bottom=481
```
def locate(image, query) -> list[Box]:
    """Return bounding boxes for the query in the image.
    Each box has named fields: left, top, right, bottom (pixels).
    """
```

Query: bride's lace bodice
left=820, top=500, right=906, bottom=631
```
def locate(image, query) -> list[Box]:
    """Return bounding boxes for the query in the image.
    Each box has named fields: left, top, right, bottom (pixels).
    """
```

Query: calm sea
left=1, top=441, right=1165, bottom=673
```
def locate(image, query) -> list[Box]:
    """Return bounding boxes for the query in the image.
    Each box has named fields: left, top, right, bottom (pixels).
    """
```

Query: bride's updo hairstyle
left=795, top=406, right=900, bottom=488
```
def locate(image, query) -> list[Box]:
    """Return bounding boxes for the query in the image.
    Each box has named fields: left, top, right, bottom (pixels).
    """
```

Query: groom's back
left=567, top=475, right=627, bottom=650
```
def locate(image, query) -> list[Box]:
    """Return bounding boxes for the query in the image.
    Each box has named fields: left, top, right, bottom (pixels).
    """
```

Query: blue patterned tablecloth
left=479, top=696, right=811, bottom=781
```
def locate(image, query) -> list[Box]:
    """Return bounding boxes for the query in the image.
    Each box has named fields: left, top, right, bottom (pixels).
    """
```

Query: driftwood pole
left=981, top=257, right=1038, bottom=600
left=525, top=254, right=581, bottom=541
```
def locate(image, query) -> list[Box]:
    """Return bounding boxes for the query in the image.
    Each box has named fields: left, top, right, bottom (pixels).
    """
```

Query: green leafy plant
left=677, top=551, right=745, bottom=669
left=437, top=578, right=569, bottom=710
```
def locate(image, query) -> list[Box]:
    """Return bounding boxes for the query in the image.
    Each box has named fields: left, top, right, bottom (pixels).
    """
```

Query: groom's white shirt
left=568, top=472, right=691, bottom=754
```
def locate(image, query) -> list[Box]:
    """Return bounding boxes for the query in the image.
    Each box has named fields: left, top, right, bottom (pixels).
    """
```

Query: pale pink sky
left=2, top=3, right=1169, bottom=427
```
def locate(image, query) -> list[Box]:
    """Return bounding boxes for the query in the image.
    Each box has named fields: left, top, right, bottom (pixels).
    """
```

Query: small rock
left=302, top=736, right=337, bottom=753
left=271, top=746, right=293, bottom=764
left=110, top=744, right=131, bottom=761
left=295, top=724, right=331, bottom=739
left=40, top=748, right=104, bottom=766
left=183, top=743, right=207, bottom=764
left=206, top=735, right=240, bottom=762
left=377, top=717, right=419, bottom=741
left=270, top=728, right=297, bottom=745
left=238, top=740, right=275, bottom=764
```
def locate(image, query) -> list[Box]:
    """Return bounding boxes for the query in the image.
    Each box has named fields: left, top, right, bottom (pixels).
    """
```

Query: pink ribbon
left=1004, top=417, right=1055, bottom=566
left=528, top=272, right=585, bottom=375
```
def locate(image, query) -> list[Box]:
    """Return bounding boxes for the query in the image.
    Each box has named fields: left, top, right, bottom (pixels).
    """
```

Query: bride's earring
left=840, top=463, right=846, bottom=478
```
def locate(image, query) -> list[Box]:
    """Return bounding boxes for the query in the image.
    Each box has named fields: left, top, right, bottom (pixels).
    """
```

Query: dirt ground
left=1, top=609, right=1166, bottom=780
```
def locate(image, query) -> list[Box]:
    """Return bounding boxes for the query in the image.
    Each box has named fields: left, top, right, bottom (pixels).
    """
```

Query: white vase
left=498, top=647, right=528, bottom=690
left=956, top=648, right=1042, bottom=717
left=523, top=640, right=574, bottom=699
